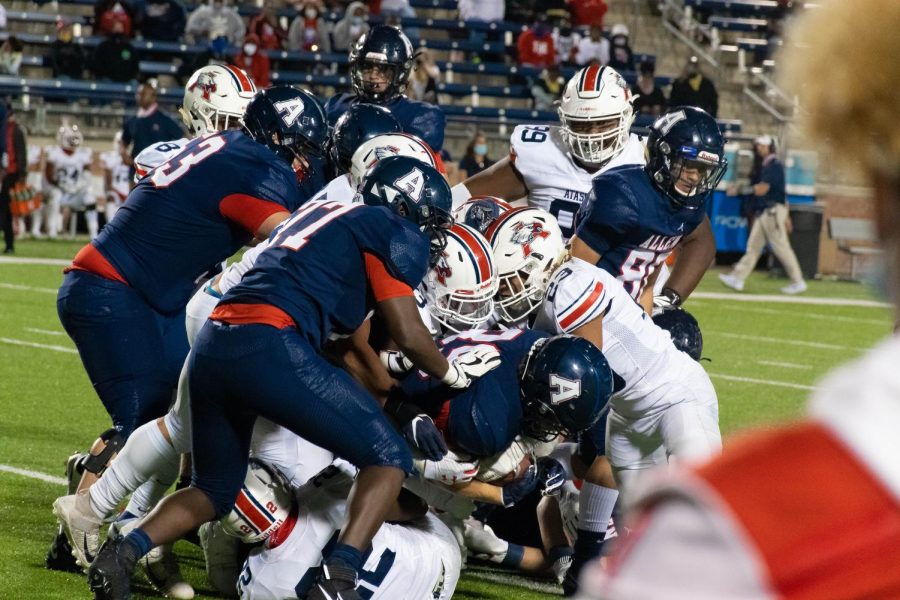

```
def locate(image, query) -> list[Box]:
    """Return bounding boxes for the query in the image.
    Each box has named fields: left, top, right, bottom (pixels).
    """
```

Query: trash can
left=769, top=203, right=824, bottom=279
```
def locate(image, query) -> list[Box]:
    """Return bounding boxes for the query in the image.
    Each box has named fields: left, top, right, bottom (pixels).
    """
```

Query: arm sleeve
left=365, top=252, right=414, bottom=302
left=218, top=194, right=289, bottom=236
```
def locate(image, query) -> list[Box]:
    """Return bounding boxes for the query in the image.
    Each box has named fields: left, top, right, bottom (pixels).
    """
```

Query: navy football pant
left=57, top=270, right=189, bottom=436
left=188, top=321, right=413, bottom=517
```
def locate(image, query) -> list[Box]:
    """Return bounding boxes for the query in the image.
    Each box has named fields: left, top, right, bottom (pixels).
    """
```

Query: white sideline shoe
left=781, top=281, right=808, bottom=295
left=142, top=543, right=195, bottom=599
left=718, top=273, right=745, bottom=292
left=52, top=491, right=102, bottom=570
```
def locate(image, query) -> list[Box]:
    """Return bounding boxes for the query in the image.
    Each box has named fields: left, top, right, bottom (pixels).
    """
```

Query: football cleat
left=141, top=543, right=195, bottom=599
left=52, top=491, right=102, bottom=570
left=307, top=560, right=361, bottom=600
left=65, top=451, right=88, bottom=495
left=552, top=552, right=574, bottom=585
left=199, top=521, right=243, bottom=597
left=46, top=526, right=82, bottom=573
left=88, top=537, right=137, bottom=600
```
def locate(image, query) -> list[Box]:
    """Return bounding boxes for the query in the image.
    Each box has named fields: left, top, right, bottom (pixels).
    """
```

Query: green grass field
left=0, top=239, right=894, bottom=599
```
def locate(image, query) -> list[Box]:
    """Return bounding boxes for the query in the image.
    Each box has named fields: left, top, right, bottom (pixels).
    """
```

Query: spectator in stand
left=94, top=0, right=136, bottom=37
left=458, top=131, right=494, bottom=179
left=0, top=104, right=25, bottom=254
left=631, top=59, right=666, bottom=116
left=121, top=79, right=184, bottom=161
left=669, top=55, right=719, bottom=117
left=92, top=18, right=140, bottom=82
left=458, top=0, right=504, bottom=23
left=608, top=23, right=634, bottom=72
left=50, top=20, right=86, bottom=79
left=288, top=1, right=331, bottom=52
left=177, top=34, right=230, bottom=83
left=248, top=0, right=288, bottom=50
left=531, top=63, right=566, bottom=110
left=185, top=0, right=245, bottom=45
left=0, top=35, right=22, bottom=75
left=568, top=0, right=608, bottom=29
left=332, top=1, right=368, bottom=53
left=138, top=0, right=187, bottom=42
left=553, top=15, right=581, bottom=66
left=381, top=0, right=418, bottom=39
left=517, top=16, right=557, bottom=68
left=408, top=49, right=439, bottom=104
left=234, top=33, right=271, bottom=87
left=575, top=22, right=609, bottom=66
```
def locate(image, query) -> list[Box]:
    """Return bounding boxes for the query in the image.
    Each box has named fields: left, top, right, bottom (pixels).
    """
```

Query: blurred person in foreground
left=576, top=2, right=900, bottom=597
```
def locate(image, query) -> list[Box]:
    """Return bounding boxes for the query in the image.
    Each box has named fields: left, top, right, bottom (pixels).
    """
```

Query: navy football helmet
left=349, top=25, right=415, bottom=103
left=452, top=196, right=513, bottom=235
left=519, top=336, right=614, bottom=442
left=329, top=104, right=402, bottom=175
left=653, top=307, right=703, bottom=361
left=243, top=86, right=328, bottom=179
left=646, top=106, right=727, bottom=210
left=357, top=155, right=453, bottom=263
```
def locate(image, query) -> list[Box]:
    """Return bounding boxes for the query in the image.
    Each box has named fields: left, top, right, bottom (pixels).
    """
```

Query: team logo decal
left=394, top=167, right=426, bottom=203
left=374, top=145, right=401, bottom=160
left=189, top=72, right=217, bottom=101
left=549, top=374, right=581, bottom=405
left=433, top=252, right=452, bottom=285
left=273, top=98, right=306, bottom=127
left=510, top=220, right=550, bottom=257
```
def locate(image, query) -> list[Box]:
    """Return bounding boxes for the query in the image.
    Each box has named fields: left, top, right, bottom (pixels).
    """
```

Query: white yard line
left=24, top=327, right=65, bottom=336
left=691, top=291, right=891, bottom=309
left=465, top=566, right=561, bottom=595
left=709, top=331, right=865, bottom=352
left=0, top=282, right=57, bottom=294
left=756, top=359, right=813, bottom=370
left=709, top=373, right=821, bottom=391
left=0, top=337, right=77, bottom=354
left=688, top=302, right=889, bottom=326
left=0, top=464, right=66, bottom=486
left=0, top=256, right=69, bottom=266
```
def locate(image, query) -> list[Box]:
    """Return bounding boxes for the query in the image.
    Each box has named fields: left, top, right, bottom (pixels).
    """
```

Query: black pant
left=0, top=173, right=17, bottom=251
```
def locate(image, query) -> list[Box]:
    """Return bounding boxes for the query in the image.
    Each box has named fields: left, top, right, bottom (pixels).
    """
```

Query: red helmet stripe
left=223, top=64, right=256, bottom=93
left=581, top=65, right=603, bottom=92
left=234, top=489, right=274, bottom=533
left=451, top=225, right=493, bottom=282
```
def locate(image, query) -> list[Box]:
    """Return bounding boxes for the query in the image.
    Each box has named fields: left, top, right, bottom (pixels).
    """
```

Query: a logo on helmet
left=189, top=72, right=217, bottom=101
left=510, top=220, right=550, bottom=257
left=549, top=374, right=581, bottom=405
left=394, top=167, right=426, bottom=203
left=374, top=145, right=401, bottom=160
left=274, top=97, right=306, bottom=127
left=433, top=253, right=452, bottom=285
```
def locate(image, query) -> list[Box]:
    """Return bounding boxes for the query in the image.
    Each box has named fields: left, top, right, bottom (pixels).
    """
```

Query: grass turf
left=0, top=238, right=894, bottom=598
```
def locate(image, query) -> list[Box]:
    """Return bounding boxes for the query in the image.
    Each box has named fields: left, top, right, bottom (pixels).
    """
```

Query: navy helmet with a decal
left=518, top=335, right=614, bottom=441
left=349, top=25, right=416, bottom=103
left=329, top=103, right=402, bottom=175
left=358, top=155, right=453, bottom=263
left=646, top=105, right=727, bottom=209
left=243, top=85, right=328, bottom=177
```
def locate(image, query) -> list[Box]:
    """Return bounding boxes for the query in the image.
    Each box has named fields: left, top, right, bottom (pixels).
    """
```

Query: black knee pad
left=82, top=427, right=125, bottom=475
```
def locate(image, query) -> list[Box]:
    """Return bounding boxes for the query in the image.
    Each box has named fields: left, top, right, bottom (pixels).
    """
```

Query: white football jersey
left=308, top=174, right=357, bottom=204
left=238, top=464, right=460, bottom=600
left=534, top=257, right=694, bottom=418
left=510, top=126, right=645, bottom=238
left=134, top=137, right=191, bottom=180
left=46, top=146, right=92, bottom=194
left=100, top=150, right=131, bottom=202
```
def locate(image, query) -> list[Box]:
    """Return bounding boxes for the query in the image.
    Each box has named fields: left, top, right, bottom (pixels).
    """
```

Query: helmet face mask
left=58, top=124, right=84, bottom=152
left=558, top=66, right=635, bottom=167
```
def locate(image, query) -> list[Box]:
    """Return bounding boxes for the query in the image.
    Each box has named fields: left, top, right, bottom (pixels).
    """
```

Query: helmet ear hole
left=659, top=141, right=671, bottom=155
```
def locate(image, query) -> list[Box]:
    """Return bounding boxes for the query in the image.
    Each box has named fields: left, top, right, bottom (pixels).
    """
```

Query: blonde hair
left=779, top=0, right=900, bottom=177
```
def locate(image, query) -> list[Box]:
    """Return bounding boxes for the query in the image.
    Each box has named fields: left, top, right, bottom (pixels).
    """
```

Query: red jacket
left=517, top=29, right=556, bottom=68
left=568, top=0, right=609, bottom=28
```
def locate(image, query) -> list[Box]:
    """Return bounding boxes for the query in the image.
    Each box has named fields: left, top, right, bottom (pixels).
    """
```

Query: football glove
left=403, top=414, right=447, bottom=461
left=464, top=519, right=508, bottom=563
left=379, top=350, right=414, bottom=376
left=537, top=457, right=567, bottom=496
left=441, top=347, right=502, bottom=389
left=306, top=560, right=360, bottom=600
left=652, top=286, right=683, bottom=316
left=417, top=452, right=479, bottom=485
left=500, top=464, right=538, bottom=507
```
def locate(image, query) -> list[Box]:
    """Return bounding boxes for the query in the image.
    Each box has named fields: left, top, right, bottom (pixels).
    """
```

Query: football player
left=570, top=106, right=728, bottom=314
left=99, top=132, right=131, bottom=222
left=325, top=25, right=446, bottom=152
left=45, top=123, right=95, bottom=239
left=51, top=86, right=324, bottom=577
left=451, top=66, right=643, bottom=239
left=230, top=460, right=462, bottom=600
left=86, top=157, right=497, bottom=600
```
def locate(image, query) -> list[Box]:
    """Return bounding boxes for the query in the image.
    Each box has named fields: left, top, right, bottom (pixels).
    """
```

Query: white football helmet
left=486, top=207, right=565, bottom=325
left=451, top=196, right=513, bottom=235
left=180, top=64, right=258, bottom=136
left=220, top=459, right=293, bottom=544
left=426, top=223, right=498, bottom=333
left=558, top=65, right=635, bottom=166
left=57, top=124, right=84, bottom=151
left=349, top=132, right=437, bottom=190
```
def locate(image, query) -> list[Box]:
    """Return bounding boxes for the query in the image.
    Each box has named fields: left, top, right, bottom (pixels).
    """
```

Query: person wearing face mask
left=234, top=32, right=270, bottom=87
left=50, top=20, right=86, bottom=79
left=288, top=2, right=331, bottom=53
left=137, top=0, right=187, bottom=43
left=669, top=56, right=719, bottom=118
left=575, top=23, right=610, bottom=67
left=607, top=23, right=634, bottom=72
left=553, top=16, right=581, bottom=66
left=332, top=1, right=369, bottom=53
left=517, top=16, right=558, bottom=69
left=186, top=0, right=246, bottom=45
left=459, top=132, right=494, bottom=179
left=249, top=0, right=288, bottom=50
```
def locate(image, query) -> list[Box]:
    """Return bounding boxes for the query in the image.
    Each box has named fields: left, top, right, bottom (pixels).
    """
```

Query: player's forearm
left=462, top=157, right=528, bottom=201
left=448, top=479, right=503, bottom=504
left=666, top=219, right=716, bottom=300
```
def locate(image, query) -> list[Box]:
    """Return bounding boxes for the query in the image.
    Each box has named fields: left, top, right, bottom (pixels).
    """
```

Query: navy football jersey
left=400, top=329, right=548, bottom=457
left=574, top=165, right=707, bottom=300
left=325, top=93, right=446, bottom=152
left=221, top=201, right=431, bottom=350
left=93, top=130, right=302, bottom=314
